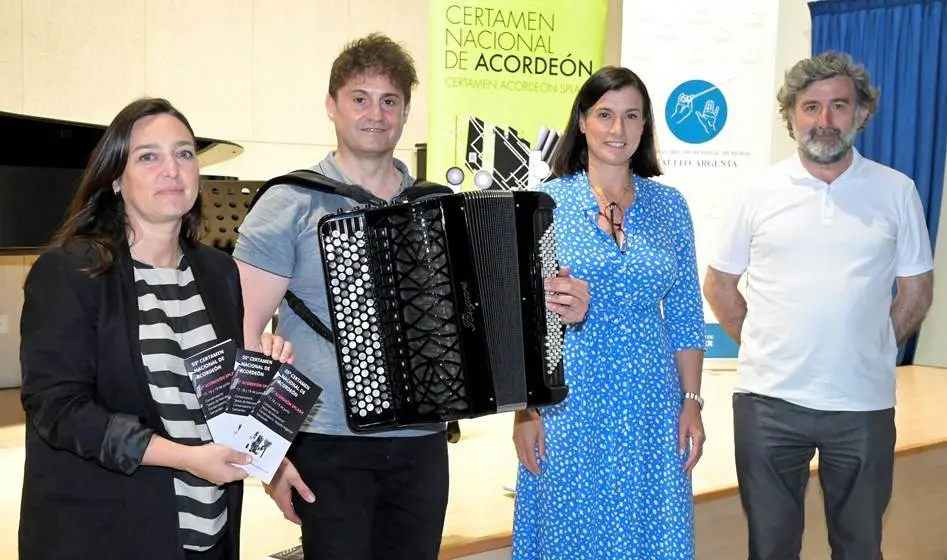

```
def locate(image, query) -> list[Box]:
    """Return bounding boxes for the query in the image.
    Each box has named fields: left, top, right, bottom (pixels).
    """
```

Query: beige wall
left=913, top=147, right=947, bottom=368
left=770, top=0, right=813, bottom=162
left=0, top=256, right=31, bottom=387
left=0, top=0, right=430, bottom=181
left=0, top=0, right=624, bottom=180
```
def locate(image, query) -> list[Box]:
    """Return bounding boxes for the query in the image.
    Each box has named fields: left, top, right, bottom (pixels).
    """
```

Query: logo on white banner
left=665, top=79, right=728, bottom=144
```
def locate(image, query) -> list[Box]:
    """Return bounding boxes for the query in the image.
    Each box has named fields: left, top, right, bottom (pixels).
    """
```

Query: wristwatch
left=683, top=392, right=704, bottom=410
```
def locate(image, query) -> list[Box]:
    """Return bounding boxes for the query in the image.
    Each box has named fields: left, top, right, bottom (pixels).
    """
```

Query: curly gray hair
left=777, top=51, right=880, bottom=138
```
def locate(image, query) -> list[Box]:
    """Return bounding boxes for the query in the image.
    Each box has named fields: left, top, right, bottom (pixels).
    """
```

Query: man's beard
left=796, top=125, right=857, bottom=165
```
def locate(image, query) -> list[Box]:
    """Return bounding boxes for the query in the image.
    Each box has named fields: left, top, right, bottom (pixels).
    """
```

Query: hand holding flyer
left=184, top=342, right=322, bottom=483
left=228, top=363, right=322, bottom=483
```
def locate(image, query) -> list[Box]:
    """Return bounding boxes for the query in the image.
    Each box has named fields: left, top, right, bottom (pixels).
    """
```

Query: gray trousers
left=733, top=392, right=896, bottom=560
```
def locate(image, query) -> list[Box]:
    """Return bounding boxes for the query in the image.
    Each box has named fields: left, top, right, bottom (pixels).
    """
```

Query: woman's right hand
left=182, top=443, right=253, bottom=485
left=513, top=409, right=546, bottom=475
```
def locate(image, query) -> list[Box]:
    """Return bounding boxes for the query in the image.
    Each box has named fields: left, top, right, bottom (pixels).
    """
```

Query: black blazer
left=18, top=240, right=245, bottom=560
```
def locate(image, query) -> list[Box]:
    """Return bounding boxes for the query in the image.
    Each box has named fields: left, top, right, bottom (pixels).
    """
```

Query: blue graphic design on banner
left=704, top=323, right=739, bottom=359
left=664, top=79, right=728, bottom=144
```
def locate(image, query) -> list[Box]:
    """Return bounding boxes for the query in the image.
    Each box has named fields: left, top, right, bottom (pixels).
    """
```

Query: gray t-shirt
left=233, top=152, right=444, bottom=437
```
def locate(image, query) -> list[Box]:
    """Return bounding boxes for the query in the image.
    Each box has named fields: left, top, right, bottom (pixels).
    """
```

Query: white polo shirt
left=710, top=149, right=933, bottom=411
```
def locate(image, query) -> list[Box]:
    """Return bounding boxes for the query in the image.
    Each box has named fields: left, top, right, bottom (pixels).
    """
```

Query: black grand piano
left=0, top=110, right=259, bottom=255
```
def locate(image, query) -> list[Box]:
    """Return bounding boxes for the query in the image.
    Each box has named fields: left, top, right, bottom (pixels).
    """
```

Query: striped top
left=133, top=254, right=228, bottom=552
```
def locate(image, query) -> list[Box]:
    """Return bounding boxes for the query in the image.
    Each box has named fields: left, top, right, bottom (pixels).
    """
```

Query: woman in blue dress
left=512, top=66, right=708, bottom=559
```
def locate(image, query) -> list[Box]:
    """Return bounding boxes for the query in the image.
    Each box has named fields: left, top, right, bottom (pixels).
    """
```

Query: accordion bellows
left=319, top=189, right=569, bottom=432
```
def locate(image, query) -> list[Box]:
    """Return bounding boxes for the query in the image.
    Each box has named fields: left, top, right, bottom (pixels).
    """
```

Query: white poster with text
left=621, top=1, right=780, bottom=358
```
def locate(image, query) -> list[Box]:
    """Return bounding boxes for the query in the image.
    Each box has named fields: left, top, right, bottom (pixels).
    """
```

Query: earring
left=112, top=180, right=121, bottom=195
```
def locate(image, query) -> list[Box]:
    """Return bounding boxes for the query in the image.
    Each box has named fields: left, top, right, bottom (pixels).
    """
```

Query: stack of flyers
left=184, top=341, right=322, bottom=483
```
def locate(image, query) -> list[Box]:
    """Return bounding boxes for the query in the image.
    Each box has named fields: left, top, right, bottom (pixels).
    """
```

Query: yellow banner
left=427, top=1, right=609, bottom=191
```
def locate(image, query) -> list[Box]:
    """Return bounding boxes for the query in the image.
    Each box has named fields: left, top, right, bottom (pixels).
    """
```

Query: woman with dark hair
left=511, top=66, right=707, bottom=559
left=18, top=97, right=293, bottom=560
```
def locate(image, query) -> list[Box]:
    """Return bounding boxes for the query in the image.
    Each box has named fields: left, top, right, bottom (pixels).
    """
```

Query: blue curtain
left=810, top=0, right=947, bottom=364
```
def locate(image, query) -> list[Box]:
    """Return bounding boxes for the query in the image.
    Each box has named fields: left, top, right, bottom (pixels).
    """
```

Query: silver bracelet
left=683, top=392, right=704, bottom=410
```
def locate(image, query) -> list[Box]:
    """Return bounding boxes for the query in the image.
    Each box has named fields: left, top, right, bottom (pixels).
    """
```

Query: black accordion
left=318, top=190, right=569, bottom=432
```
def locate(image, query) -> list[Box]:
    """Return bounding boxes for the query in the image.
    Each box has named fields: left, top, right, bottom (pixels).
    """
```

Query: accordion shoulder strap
left=249, top=170, right=454, bottom=209
left=251, top=170, right=452, bottom=345
left=396, top=180, right=455, bottom=201
left=249, top=169, right=387, bottom=210
left=284, top=289, right=334, bottom=343
left=248, top=169, right=363, bottom=344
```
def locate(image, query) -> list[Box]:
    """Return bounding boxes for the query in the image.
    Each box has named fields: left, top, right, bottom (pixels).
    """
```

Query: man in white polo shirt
left=703, top=51, right=934, bottom=560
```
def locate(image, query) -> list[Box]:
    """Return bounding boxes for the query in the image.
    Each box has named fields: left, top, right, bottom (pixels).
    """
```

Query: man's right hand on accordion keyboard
left=544, top=266, right=590, bottom=325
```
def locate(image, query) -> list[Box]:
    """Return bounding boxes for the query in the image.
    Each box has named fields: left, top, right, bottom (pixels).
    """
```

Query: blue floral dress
left=512, top=172, right=706, bottom=559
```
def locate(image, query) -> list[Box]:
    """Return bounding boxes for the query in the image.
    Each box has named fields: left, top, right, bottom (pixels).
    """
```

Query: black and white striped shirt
left=134, top=255, right=228, bottom=552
